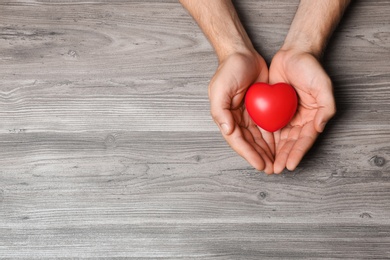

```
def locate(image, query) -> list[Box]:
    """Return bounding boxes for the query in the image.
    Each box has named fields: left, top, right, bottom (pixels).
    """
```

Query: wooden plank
left=1, top=79, right=389, bottom=134
left=1, top=224, right=389, bottom=258
left=0, top=130, right=389, bottom=219
left=0, top=1, right=389, bottom=133
left=0, top=0, right=389, bottom=258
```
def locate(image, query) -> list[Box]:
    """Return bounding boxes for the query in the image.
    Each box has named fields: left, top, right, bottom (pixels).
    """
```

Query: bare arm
left=180, top=0, right=274, bottom=173
left=179, top=0, right=254, bottom=62
left=270, top=0, right=351, bottom=173
left=282, top=0, right=351, bottom=58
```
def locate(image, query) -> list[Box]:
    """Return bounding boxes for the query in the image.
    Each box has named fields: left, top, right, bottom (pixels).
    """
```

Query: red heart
left=245, top=82, right=298, bottom=132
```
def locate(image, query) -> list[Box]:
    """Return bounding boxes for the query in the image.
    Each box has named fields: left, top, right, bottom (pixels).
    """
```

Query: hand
left=209, top=51, right=275, bottom=174
left=269, top=49, right=336, bottom=173
left=180, top=0, right=349, bottom=173
left=179, top=0, right=274, bottom=173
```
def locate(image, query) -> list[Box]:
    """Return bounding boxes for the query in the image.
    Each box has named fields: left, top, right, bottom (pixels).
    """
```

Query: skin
left=180, top=0, right=351, bottom=174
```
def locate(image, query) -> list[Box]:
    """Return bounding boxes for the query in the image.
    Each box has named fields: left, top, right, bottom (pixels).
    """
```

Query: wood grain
left=1, top=0, right=390, bottom=258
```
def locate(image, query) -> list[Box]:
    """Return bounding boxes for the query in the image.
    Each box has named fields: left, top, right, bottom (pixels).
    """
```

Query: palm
left=269, top=50, right=336, bottom=173
left=209, top=52, right=274, bottom=173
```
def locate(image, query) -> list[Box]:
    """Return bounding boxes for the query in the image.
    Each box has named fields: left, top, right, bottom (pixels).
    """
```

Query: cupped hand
left=209, top=51, right=275, bottom=174
left=269, top=49, right=336, bottom=173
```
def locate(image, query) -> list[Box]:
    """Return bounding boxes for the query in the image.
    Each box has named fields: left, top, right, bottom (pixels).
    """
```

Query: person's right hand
left=208, top=51, right=275, bottom=174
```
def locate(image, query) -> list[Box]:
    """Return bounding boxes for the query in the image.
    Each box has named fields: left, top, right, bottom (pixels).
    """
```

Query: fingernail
left=220, top=123, right=229, bottom=135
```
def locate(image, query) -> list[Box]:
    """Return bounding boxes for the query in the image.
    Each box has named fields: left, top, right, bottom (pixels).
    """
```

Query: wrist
left=209, top=8, right=256, bottom=63
left=216, top=42, right=257, bottom=64
left=281, top=31, right=325, bottom=59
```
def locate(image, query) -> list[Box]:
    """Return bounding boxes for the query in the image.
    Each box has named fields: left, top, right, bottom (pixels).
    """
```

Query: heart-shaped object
left=245, top=82, right=298, bottom=132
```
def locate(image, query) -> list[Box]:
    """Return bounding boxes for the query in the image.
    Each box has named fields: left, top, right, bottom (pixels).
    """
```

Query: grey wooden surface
left=0, top=0, right=389, bottom=258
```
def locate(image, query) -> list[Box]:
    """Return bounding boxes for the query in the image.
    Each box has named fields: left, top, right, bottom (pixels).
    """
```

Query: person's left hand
left=269, top=49, right=336, bottom=174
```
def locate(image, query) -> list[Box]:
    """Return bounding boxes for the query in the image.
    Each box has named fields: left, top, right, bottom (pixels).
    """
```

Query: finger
left=243, top=127, right=274, bottom=174
left=248, top=125, right=274, bottom=162
left=258, top=151, right=274, bottom=175
left=211, top=106, right=235, bottom=136
left=209, top=83, right=236, bottom=136
left=314, top=78, right=336, bottom=133
left=273, top=129, right=282, bottom=155
left=274, top=126, right=301, bottom=174
left=268, top=67, right=286, bottom=85
left=222, top=124, right=267, bottom=171
left=259, top=127, right=276, bottom=156
left=315, top=105, right=336, bottom=133
left=256, top=61, right=269, bottom=84
left=286, top=123, right=319, bottom=171
left=275, top=126, right=290, bottom=155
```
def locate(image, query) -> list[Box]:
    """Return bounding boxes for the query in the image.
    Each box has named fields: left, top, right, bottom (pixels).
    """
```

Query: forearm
left=179, top=0, right=254, bottom=62
left=282, top=0, right=351, bottom=58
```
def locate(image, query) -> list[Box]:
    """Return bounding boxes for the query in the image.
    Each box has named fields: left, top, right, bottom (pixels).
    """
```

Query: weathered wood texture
left=0, top=0, right=389, bottom=258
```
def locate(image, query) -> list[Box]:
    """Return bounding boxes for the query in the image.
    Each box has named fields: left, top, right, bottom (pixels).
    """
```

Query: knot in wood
left=359, top=212, right=372, bottom=219
left=67, top=49, right=78, bottom=58
left=370, top=155, right=386, bottom=167
left=258, top=191, right=267, bottom=200
left=104, top=134, right=117, bottom=148
left=370, top=156, right=386, bottom=167
left=374, top=156, right=386, bottom=167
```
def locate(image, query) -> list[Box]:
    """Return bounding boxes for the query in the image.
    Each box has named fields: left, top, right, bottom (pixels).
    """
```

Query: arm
left=282, top=0, right=351, bottom=58
left=270, top=0, right=351, bottom=173
left=180, top=0, right=274, bottom=173
left=179, top=0, right=254, bottom=62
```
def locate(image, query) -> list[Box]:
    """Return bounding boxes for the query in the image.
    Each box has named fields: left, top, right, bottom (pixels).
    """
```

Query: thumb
left=314, top=85, right=336, bottom=133
left=210, top=97, right=235, bottom=136
left=315, top=106, right=335, bottom=133
left=213, top=109, right=235, bottom=135
left=208, top=82, right=236, bottom=136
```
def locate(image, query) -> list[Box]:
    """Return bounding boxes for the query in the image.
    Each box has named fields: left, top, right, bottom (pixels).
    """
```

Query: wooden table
left=1, top=0, right=389, bottom=258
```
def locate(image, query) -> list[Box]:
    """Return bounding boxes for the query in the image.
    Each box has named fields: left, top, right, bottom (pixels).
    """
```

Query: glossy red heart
left=245, top=82, right=298, bottom=132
